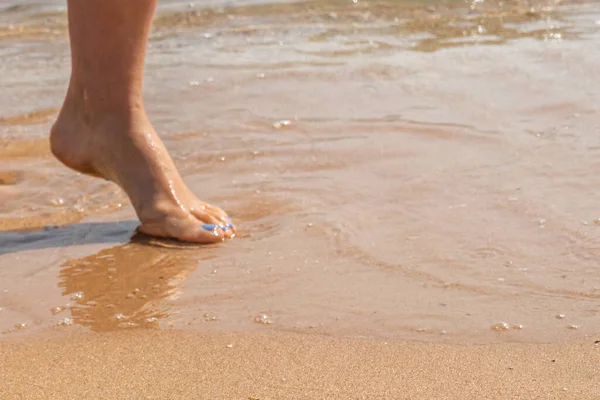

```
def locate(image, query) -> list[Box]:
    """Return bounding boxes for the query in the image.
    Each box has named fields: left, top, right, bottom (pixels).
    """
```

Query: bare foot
left=50, top=99, right=235, bottom=244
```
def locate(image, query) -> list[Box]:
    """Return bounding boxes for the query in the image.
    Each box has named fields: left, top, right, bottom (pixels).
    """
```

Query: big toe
left=190, top=201, right=236, bottom=239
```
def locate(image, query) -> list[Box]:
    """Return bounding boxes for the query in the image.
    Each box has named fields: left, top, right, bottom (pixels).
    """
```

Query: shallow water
left=1, top=0, right=600, bottom=343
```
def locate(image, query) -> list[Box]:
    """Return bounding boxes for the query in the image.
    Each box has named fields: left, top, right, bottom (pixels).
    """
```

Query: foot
left=50, top=100, right=235, bottom=244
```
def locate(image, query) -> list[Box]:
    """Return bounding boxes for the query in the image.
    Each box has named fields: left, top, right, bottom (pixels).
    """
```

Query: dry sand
left=1, top=330, right=599, bottom=399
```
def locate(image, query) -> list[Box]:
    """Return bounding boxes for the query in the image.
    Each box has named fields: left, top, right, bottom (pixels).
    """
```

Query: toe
left=219, top=222, right=236, bottom=239
left=189, top=210, right=234, bottom=239
left=188, top=213, right=234, bottom=240
left=190, top=202, right=236, bottom=239
left=192, top=200, right=229, bottom=222
left=190, top=208, right=222, bottom=226
left=191, top=222, right=227, bottom=242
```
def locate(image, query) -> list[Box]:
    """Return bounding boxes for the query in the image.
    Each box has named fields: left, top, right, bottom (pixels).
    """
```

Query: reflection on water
left=1, top=0, right=600, bottom=343
left=59, top=240, right=211, bottom=332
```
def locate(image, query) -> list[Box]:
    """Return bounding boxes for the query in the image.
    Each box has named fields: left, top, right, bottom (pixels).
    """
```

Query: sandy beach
left=2, top=0, right=600, bottom=397
left=2, top=330, right=599, bottom=399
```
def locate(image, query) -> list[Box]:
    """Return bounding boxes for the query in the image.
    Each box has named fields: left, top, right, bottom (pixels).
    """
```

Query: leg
left=51, top=0, right=235, bottom=243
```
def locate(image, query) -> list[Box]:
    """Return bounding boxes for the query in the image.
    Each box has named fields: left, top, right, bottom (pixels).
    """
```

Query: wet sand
left=2, top=330, right=599, bottom=399
left=2, top=0, right=600, bottom=396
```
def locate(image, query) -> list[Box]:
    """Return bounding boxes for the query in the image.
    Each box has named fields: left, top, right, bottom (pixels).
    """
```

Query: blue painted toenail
left=202, top=224, right=218, bottom=231
left=228, top=223, right=235, bottom=229
left=221, top=225, right=229, bottom=231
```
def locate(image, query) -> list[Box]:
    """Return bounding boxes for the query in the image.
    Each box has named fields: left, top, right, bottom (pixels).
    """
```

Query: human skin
left=50, top=0, right=235, bottom=243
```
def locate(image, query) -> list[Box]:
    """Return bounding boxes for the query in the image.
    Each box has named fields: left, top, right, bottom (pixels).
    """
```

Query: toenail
left=227, top=223, right=235, bottom=229
left=202, top=224, right=218, bottom=232
left=221, top=224, right=229, bottom=231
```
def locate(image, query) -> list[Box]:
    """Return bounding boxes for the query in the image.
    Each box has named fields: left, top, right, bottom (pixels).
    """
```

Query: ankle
left=63, top=78, right=146, bottom=127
